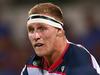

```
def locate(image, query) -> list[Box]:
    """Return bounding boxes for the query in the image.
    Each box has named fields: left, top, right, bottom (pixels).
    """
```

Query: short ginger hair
left=28, top=3, right=64, bottom=23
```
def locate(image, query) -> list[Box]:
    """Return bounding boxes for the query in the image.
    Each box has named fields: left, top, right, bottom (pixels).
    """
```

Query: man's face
left=27, top=23, right=58, bottom=56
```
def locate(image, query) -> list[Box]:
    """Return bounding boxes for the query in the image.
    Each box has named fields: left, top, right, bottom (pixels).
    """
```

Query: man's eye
left=28, top=28, right=34, bottom=33
left=39, top=27, right=47, bottom=32
left=40, top=28, right=45, bottom=31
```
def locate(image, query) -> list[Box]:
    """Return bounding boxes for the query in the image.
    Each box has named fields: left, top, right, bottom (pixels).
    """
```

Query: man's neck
left=44, top=38, right=68, bottom=67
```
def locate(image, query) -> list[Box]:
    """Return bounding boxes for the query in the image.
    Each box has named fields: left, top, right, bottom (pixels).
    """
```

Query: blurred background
left=0, top=0, right=100, bottom=75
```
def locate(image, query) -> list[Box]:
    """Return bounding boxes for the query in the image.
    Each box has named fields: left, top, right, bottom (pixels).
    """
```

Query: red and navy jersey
left=21, top=43, right=100, bottom=75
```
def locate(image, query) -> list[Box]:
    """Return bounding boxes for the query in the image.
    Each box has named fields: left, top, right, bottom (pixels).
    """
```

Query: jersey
left=21, top=42, right=100, bottom=75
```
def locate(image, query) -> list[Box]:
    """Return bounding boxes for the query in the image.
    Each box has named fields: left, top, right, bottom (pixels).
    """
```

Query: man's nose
left=33, top=32, right=40, bottom=41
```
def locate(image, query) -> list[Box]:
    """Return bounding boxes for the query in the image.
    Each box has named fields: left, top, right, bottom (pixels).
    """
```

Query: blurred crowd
left=0, top=19, right=33, bottom=74
left=0, top=0, right=100, bottom=75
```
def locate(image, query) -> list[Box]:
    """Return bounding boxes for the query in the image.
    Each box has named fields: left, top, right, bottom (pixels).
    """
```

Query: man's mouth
left=34, top=43, right=44, bottom=48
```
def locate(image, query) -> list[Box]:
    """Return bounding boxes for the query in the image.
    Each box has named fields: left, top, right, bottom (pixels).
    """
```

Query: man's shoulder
left=64, top=43, right=100, bottom=75
left=68, top=42, right=89, bottom=54
left=64, top=42, right=92, bottom=65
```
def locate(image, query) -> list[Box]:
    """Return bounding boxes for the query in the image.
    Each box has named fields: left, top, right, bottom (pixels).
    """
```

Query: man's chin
left=36, top=53, right=45, bottom=57
left=35, top=52, right=48, bottom=57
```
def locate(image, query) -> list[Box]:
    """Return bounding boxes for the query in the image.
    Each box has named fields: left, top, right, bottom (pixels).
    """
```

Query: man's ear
left=56, top=29, right=64, bottom=37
